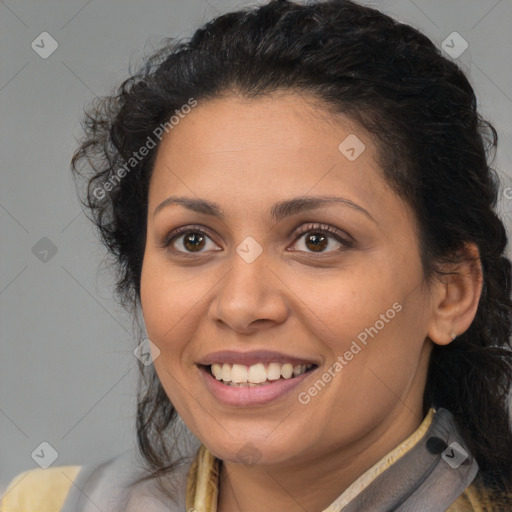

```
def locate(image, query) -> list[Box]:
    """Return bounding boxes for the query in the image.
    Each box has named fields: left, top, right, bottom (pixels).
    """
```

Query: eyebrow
left=153, top=195, right=376, bottom=223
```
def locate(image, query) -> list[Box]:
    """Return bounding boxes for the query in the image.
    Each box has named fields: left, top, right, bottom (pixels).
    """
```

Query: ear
left=427, top=243, right=483, bottom=346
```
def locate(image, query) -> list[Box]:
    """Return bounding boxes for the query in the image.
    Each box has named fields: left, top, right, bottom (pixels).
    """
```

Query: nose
left=208, top=249, right=289, bottom=335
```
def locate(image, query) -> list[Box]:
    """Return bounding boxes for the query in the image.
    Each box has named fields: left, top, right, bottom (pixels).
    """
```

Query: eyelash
left=160, top=223, right=354, bottom=257
left=292, top=223, right=354, bottom=254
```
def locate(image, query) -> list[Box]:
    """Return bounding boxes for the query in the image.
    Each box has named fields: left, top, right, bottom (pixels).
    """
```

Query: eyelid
left=159, top=222, right=354, bottom=254
left=292, top=222, right=354, bottom=246
left=158, top=224, right=219, bottom=250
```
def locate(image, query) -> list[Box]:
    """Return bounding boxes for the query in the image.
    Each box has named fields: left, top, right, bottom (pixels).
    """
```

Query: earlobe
left=427, top=243, right=483, bottom=346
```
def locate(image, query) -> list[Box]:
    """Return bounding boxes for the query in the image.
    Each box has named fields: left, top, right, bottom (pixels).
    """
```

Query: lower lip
left=200, top=366, right=315, bottom=406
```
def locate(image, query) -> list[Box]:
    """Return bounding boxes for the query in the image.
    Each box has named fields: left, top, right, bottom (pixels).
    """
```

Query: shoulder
left=1, top=446, right=196, bottom=512
left=0, top=465, right=82, bottom=511
left=448, top=477, right=512, bottom=512
left=61, top=446, right=195, bottom=511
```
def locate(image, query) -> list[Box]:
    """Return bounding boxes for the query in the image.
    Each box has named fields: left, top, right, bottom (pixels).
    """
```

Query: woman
left=2, top=0, right=511, bottom=510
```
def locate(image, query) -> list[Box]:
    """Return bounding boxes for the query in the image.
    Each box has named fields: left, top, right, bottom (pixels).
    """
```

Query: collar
left=186, top=407, right=479, bottom=512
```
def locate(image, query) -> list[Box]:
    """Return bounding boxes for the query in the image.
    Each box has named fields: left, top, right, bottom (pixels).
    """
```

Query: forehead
left=155, top=91, right=370, bottom=156
left=146, top=92, right=419, bottom=255
left=149, top=92, right=386, bottom=201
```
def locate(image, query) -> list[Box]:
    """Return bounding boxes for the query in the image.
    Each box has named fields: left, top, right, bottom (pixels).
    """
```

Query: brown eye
left=304, top=233, right=328, bottom=252
left=291, top=223, right=353, bottom=255
left=161, top=225, right=220, bottom=254
left=182, top=232, right=206, bottom=252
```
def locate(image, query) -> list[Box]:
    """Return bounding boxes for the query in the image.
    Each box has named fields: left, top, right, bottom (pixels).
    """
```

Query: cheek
left=139, top=256, right=195, bottom=361
left=140, top=251, right=208, bottom=336
left=303, top=259, right=425, bottom=390
left=296, top=262, right=404, bottom=343
left=139, top=257, right=204, bottom=421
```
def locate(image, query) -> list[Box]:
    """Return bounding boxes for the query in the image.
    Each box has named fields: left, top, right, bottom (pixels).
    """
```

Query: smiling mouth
left=204, top=362, right=317, bottom=387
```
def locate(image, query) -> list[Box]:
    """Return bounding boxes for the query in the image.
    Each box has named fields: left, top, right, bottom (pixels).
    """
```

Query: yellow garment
left=185, top=408, right=436, bottom=512
left=184, top=443, right=499, bottom=512
left=447, top=482, right=512, bottom=512
left=2, top=406, right=509, bottom=512
left=0, top=462, right=499, bottom=512
left=0, top=466, right=81, bottom=512
left=323, top=408, right=435, bottom=510
left=185, top=409, right=505, bottom=512
left=0, top=459, right=502, bottom=512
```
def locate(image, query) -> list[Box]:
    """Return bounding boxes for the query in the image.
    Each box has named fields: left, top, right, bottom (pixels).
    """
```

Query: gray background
left=1, top=0, right=511, bottom=493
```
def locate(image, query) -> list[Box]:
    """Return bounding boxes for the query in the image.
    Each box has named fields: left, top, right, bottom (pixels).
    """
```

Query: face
left=140, top=92, right=436, bottom=467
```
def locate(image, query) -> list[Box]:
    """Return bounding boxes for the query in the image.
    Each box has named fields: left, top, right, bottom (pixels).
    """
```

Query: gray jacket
left=60, top=408, right=478, bottom=512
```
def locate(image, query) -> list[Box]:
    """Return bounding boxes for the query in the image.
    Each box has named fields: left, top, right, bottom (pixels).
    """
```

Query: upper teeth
left=210, top=362, right=313, bottom=384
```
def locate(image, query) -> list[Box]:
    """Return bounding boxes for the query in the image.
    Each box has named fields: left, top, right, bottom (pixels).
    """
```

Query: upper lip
left=197, top=350, right=319, bottom=367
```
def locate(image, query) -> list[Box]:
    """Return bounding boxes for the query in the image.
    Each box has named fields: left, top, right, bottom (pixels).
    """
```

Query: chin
left=199, top=429, right=309, bottom=467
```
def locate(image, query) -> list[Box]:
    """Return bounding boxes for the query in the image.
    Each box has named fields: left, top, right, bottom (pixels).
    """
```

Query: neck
left=217, top=402, right=426, bottom=512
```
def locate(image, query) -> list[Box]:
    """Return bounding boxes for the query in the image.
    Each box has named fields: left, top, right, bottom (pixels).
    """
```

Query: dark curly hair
left=71, top=0, right=512, bottom=497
